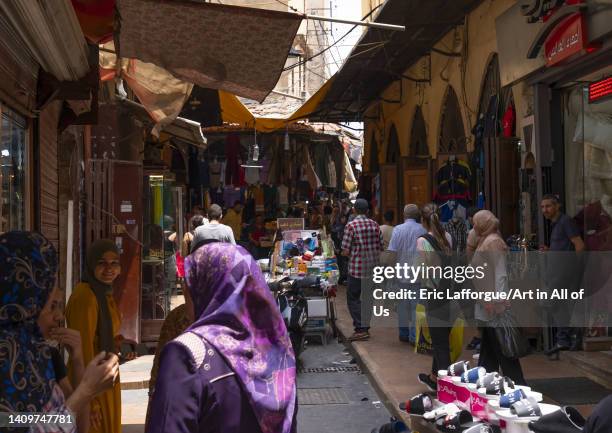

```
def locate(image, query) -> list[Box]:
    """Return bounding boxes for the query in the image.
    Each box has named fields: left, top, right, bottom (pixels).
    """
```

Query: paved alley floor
left=121, top=339, right=392, bottom=433
left=297, top=339, right=393, bottom=433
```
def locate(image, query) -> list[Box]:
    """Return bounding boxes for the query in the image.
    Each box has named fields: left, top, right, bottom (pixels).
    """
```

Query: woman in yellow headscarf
left=66, top=239, right=123, bottom=433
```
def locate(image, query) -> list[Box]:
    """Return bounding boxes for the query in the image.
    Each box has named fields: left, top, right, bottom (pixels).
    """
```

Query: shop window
left=564, top=84, right=612, bottom=251
left=0, top=105, right=27, bottom=233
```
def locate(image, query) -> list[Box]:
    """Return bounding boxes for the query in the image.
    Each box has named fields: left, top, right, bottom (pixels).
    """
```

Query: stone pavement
left=118, top=325, right=393, bottom=433
left=333, top=285, right=600, bottom=431
left=120, top=356, right=151, bottom=432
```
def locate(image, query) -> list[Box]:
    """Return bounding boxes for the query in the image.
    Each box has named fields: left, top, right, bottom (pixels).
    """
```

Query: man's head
left=541, top=194, right=561, bottom=221
left=354, top=198, right=369, bottom=215
left=403, top=204, right=421, bottom=221
left=383, top=210, right=394, bottom=224
left=233, top=201, right=243, bottom=213
left=208, top=204, right=223, bottom=221
left=467, top=207, right=479, bottom=225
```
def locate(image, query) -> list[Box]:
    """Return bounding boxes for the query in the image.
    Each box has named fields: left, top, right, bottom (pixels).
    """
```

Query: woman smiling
left=66, top=240, right=123, bottom=433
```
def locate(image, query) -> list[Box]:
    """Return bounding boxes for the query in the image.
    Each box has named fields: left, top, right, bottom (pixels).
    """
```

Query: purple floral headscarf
left=184, top=243, right=297, bottom=433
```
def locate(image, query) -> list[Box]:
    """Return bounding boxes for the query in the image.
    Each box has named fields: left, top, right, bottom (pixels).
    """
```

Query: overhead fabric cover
left=71, top=0, right=115, bottom=44
left=218, top=76, right=335, bottom=132
left=117, top=0, right=302, bottom=102
left=100, top=42, right=193, bottom=136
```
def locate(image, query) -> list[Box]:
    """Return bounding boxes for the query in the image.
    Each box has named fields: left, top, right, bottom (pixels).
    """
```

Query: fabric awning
left=117, top=0, right=302, bottom=103
left=71, top=0, right=115, bottom=44
left=217, top=77, right=335, bottom=133
left=120, top=98, right=206, bottom=148
left=0, top=0, right=89, bottom=81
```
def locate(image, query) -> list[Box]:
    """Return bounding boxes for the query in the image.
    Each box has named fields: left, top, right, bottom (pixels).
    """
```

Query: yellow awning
left=218, top=76, right=335, bottom=133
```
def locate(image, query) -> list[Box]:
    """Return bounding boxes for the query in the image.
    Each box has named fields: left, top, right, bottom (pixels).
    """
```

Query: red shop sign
left=544, top=12, right=586, bottom=66
left=589, top=77, right=612, bottom=104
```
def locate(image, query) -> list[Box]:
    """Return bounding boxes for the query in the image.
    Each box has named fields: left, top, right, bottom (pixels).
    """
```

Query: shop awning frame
left=311, top=0, right=484, bottom=122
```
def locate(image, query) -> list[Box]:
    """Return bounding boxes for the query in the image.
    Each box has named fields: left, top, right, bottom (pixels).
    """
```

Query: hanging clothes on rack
left=225, top=134, right=245, bottom=187
left=314, top=143, right=330, bottom=187
left=434, top=158, right=472, bottom=202
left=209, top=158, right=222, bottom=189
left=301, top=145, right=322, bottom=190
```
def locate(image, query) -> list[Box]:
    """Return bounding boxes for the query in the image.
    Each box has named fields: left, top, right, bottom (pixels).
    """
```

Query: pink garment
left=175, top=251, right=185, bottom=278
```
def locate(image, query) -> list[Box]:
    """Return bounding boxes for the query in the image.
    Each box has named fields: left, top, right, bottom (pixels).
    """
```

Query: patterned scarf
left=0, top=231, right=57, bottom=412
left=184, top=243, right=297, bottom=433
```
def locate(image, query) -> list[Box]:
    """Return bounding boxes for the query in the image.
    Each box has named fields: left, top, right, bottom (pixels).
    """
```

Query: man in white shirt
left=192, top=204, right=236, bottom=252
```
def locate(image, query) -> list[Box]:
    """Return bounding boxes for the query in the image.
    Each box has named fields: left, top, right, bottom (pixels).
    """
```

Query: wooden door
left=498, top=137, right=520, bottom=237
left=110, top=161, right=143, bottom=343
left=403, top=168, right=430, bottom=208
left=381, top=164, right=398, bottom=223
left=86, top=159, right=143, bottom=343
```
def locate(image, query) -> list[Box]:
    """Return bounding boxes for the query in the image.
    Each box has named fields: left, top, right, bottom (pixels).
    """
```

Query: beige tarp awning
left=120, top=98, right=206, bottom=148
left=117, top=0, right=303, bottom=103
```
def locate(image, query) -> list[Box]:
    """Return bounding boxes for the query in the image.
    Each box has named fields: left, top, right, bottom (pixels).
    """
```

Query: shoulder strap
left=174, top=332, right=207, bottom=369
left=420, top=233, right=443, bottom=252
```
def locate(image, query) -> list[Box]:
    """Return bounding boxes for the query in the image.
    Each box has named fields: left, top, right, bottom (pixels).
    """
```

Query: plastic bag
left=415, top=304, right=465, bottom=362
left=490, top=310, right=529, bottom=359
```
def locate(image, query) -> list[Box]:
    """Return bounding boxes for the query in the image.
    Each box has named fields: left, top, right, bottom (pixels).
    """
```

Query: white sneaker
left=423, top=403, right=461, bottom=420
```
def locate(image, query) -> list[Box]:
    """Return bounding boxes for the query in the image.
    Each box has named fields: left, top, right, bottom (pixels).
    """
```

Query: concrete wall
left=362, top=0, right=535, bottom=171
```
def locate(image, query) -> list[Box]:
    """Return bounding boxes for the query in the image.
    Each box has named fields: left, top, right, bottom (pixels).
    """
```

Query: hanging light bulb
left=241, top=127, right=263, bottom=168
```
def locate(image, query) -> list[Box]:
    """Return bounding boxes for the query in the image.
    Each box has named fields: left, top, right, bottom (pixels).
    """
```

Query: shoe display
left=528, top=406, right=585, bottom=433
left=398, top=393, right=433, bottom=415
left=434, top=409, right=474, bottom=432
left=463, top=424, right=501, bottom=433
left=423, top=403, right=461, bottom=420
left=417, top=373, right=438, bottom=392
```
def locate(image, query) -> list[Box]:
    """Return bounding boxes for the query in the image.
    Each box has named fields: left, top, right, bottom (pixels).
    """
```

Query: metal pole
left=304, top=14, right=405, bottom=31
left=65, top=200, right=74, bottom=298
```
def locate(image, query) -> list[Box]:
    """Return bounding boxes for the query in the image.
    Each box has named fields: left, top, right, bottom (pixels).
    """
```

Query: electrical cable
left=282, top=3, right=384, bottom=72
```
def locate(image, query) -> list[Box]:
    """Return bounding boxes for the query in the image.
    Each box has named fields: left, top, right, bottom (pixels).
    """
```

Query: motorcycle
left=268, top=277, right=309, bottom=361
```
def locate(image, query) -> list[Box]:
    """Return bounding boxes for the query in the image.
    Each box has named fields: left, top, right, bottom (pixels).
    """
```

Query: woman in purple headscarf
left=147, top=242, right=297, bottom=433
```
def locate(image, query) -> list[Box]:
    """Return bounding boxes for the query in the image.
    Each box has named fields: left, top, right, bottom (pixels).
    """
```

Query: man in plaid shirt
left=341, top=199, right=383, bottom=341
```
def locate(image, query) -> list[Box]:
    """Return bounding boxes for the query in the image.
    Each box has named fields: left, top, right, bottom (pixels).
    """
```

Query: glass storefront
left=142, top=174, right=180, bottom=321
left=0, top=105, right=27, bottom=233
left=563, top=77, right=612, bottom=340
left=564, top=81, right=612, bottom=251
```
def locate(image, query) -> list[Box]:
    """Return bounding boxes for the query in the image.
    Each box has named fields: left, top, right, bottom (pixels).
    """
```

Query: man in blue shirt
left=540, top=194, right=584, bottom=356
left=388, top=204, right=426, bottom=343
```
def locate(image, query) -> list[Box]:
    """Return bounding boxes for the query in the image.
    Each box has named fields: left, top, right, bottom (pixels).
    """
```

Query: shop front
left=497, top=0, right=612, bottom=349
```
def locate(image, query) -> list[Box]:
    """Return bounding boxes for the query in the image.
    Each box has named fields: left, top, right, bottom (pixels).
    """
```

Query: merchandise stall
left=266, top=219, right=340, bottom=342
left=193, top=123, right=357, bottom=221
left=406, top=359, right=578, bottom=433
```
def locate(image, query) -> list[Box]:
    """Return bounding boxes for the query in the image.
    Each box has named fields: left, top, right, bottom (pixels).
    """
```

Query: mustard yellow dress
left=66, top=282, right=122, bottom=433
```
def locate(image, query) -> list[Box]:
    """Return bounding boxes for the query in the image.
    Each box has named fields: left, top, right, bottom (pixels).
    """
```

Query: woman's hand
left=50, top=328, right=83, bottom=363
left=80, top=352, right=119, bottom=397
left=65, top=352, right=119, bottom=417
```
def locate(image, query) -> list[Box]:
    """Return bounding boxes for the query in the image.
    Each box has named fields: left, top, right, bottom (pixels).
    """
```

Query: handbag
left=489, top=310, right=529, bottom=359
